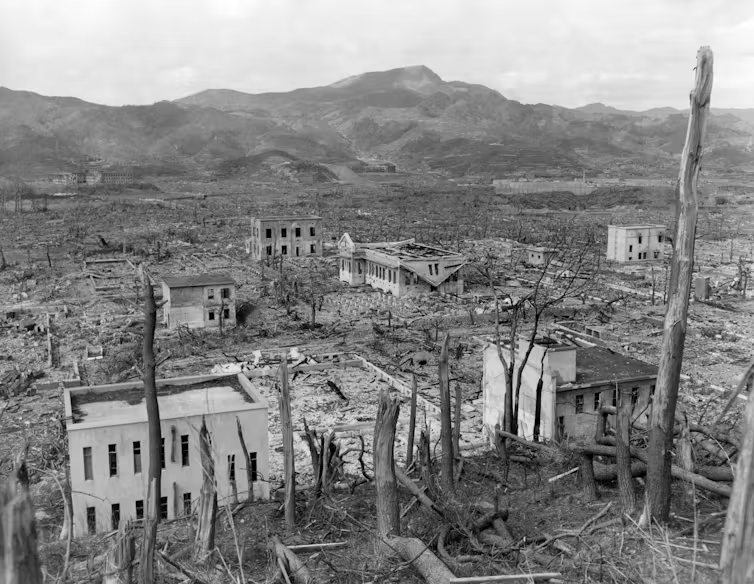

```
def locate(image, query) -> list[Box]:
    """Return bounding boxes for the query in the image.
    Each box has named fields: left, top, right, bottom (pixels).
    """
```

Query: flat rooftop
left=254, top=215, right=322, bottom=222
left=162, top=272, right=235, bottom=288
left=68, top=375, right=260, bottom=427
left=610, top=224, right=665, bottom=229
left=568, top=346, right=657, bottom=388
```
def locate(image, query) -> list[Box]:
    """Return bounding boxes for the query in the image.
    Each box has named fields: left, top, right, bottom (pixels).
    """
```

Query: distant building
left=607, top=224, right=667, bottom=262
left=482, top=337, right=657, bottom=441
left=64, top=373, right=270, bottom=536
left=49, top=171, right=86, bottom=185
left=354, top=162, right=396, bottom=173
left=525, top=245, right=558, bottom=266
left=338, top=233, right=466, bottom=297
left=161, top=273, right=236, bottom=330
left=246, top=216, right=322, bottom=261
left=100, top=169, right=134, bottom=185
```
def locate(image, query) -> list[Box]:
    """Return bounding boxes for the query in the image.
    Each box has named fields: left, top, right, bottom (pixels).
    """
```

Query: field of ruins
left=1, top=163, right=753, bottom=583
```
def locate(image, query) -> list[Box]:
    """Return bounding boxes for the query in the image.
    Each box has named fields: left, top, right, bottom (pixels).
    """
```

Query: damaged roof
left=567, top=346, right=658, bottom=388
left=162, top=272, right=235, bottom=288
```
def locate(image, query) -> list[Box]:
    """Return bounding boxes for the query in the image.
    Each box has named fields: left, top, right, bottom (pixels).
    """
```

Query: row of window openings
left=627, top=250, right=660, bottom=260
left=206, top=287, right=231, bottom=300
left=265, top=243, right=317, bottom=256
left=207, top=308, right=231, bottom=321
left=631, top=235, right=663, bottom=245
left=573, top=385, right=654, bottom=414
left=86, top=495, right=181, bottom=534
left=84, top=438, right=258, bottom=482
left=265, top=227, right=316, bottom=239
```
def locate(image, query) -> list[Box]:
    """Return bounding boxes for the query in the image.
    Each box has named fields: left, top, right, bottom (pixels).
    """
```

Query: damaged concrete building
left=607, top=224, right=667, bottom=262
left=482, top=337, right=657, bottom=441
left=64, top=373, right=270, bottom=536
left=161, top=273, right=236, bottom=330
left=247, top=215, right=322, bottom=260
left=338, top=233, right=467, bottom=297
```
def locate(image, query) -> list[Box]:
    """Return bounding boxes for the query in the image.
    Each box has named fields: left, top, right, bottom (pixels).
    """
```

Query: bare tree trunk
left=721, top=360, right=754, bottom=582
left=0, top=461, right=43, bottom=584
left=58, top=473, right=73, bottom=542
left=236, top=417, right=254, bottom=502
left=453, top=382, right=462, bottom=477
left=279, top=354, right=296, bottom=528
left=374, top=390, right=401, bottom=539
left=406, top=374, right=418, bottom=468
left=194, top=417, right=217, bottom=559
left=0, top=248, right=5, bottom=271
left=580, top=452, right=598, bottom=502
left=616, top=386, right=636, bottom=511
left=140, top=267, right=161, bottom=584
left=438, top=334, right=454, bottom=493
left=646, top=46, right=713, bottom=524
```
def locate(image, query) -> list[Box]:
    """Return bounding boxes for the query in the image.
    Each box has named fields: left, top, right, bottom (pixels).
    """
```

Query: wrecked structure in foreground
left=64, top=373, right=270, bottom=536
left=338, top=233, right=467, bottom=297
left=482, top=337, right=658, bottom=441
left=161, top=273, right=236, bottom=330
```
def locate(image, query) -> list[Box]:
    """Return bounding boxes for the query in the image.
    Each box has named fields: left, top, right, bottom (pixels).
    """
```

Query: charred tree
left=194, top=416, right=217, bottom=559
left=139, top=267, right=161, bottom=584
left=279, top=354, right=296, bottom=527
left=374, top=389, right=401, bottom=538
left=616, top=386, right=636, bottom=511
left=646, top=46, right=713, bottom=523
left=236, top=417, right=255, bottom=502
left=438, top=334, right=454, bottom=493
left=721, top=361, right=754, bottom=582
left=406, top=374, right=418, bottom=468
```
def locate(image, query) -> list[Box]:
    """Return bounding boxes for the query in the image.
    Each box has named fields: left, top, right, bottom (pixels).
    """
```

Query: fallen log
left=573, top=443, right=732, bottom=497
left=594, top=461, right=733, bottom=482
left=495, top=431, right=561, bottom=460
left=271, top=535, right=317, bottom=584
left=384, top=536, right=456, bottom=584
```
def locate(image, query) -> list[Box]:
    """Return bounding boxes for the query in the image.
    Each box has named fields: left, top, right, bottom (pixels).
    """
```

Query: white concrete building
left=161, top=273, right=236, bottom=330
left=482, top=338, right=657, bottom=442
left=64, top=373, right=269, bottom=536
left=246, top=215, right=322, bottom=261
left=338, top=233, right=466, bottom=297
left=607, top=224, right=667, bottom=262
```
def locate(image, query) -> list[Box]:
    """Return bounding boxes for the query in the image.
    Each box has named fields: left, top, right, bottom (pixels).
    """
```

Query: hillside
left=1, top=66, right=753, bottom=179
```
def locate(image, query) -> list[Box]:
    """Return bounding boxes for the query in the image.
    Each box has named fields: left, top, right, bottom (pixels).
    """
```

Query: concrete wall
left=482, top=343, right=557, bottom=442
left=68, top=379, right=268, bottom=536
left=250, top=218, right=322, bottom=261
left=607, top=226, right=666, bottom=262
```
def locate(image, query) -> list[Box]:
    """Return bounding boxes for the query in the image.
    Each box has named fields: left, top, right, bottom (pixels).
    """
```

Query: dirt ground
left=2, top=177, right=753, bottom=582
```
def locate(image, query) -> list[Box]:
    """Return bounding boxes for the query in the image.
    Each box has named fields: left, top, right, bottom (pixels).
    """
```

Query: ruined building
left=338, top=233, right=467, bottom=297
left=482, top=337, right=657, bottom=441
left=161, top=273, right=236, bottom=330
left=607, top=224, right=667, bottom=262
left=246, top=215, right=322, bottom=260
left=64, top=373, right=270, bottom=536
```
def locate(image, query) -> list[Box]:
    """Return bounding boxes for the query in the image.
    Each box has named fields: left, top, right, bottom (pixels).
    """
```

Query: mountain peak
left=329, top=65, right=444, bottom=95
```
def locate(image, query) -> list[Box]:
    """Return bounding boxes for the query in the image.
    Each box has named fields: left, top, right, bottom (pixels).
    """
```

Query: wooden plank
left=449, top=573, right=561, bottom=583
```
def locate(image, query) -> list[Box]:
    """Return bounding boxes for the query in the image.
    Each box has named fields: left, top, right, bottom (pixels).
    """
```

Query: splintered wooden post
left=194, top=416, right=217, bottom=559
left=374, top=390, right=401, bottom=539
left=439, top=333, right=454, bottom=493
left=453, top=382, right=462, bottom=471
left=616, top=386, right=636, bottom=511
left=406, top=374, right=418, bottom=468
left=646, top=46, right=713, bottom=523
left=279, top=354, right=296, bottom=528
left=0, top=463, right=43, bottom=584
left=721, top=360, right=754, bottom=581
left=236, top=417, right=255, bottom=502
left=104, top=521, right=135, bottom=584
left=580, top=452, right=598, bottom=502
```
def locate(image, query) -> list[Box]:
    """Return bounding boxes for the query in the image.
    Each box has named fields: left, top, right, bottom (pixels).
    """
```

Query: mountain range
left=1, top=65, right=753, bottom=180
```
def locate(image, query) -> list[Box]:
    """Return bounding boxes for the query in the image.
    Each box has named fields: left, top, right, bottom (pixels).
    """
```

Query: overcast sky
left=1, top=0, right=752, bottom=110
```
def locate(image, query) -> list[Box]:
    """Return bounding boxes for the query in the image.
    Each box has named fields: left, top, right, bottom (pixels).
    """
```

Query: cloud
left=1, top=0, right=752, bottom=108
